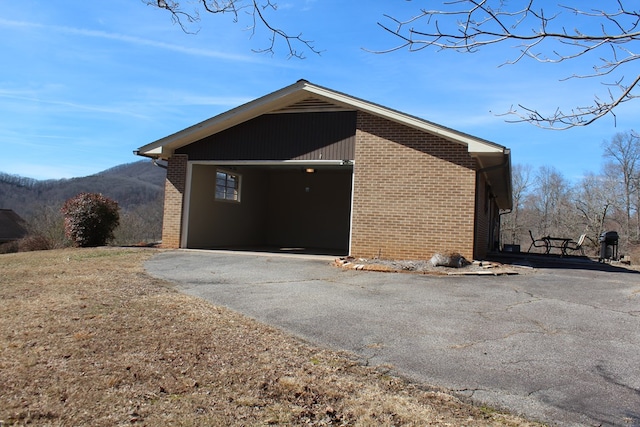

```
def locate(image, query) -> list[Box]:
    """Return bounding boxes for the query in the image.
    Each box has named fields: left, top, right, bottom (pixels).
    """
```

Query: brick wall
left=351, top=112, right=477, bottom=260
left=160, top=154, right=188, bottom=248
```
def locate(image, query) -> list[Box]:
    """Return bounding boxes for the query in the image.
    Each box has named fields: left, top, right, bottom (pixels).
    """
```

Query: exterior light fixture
left=305, top=168, right=315, bottom=173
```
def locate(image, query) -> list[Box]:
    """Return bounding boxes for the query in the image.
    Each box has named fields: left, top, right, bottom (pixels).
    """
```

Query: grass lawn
left=0, top=248, right=542, bottom=426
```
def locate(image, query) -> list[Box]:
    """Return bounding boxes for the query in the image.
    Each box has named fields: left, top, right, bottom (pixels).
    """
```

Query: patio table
left=543, top=236, right=573, bottom=256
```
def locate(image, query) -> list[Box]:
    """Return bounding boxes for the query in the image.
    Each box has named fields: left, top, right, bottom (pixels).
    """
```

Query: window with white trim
left=215, top=170, right=240, bottom=202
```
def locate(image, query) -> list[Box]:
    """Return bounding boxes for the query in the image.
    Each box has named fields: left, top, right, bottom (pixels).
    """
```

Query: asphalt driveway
left=145, top=250, right=640, bottom=426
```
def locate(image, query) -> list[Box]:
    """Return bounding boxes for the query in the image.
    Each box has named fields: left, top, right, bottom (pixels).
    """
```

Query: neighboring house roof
left=135, top=79, right=512, bottom=209
left=0, top=209, right=28, bottom=243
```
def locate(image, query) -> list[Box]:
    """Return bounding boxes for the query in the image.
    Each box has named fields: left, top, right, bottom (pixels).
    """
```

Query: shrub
left=27, top=204, right=68, bottom=249
left=18, top=234, right=53, bottom=252
left=61, top=193, right=120, bottom=247
left=0, top=241, right=19, bottom=254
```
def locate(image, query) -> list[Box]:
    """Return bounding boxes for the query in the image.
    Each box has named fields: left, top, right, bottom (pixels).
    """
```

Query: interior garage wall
left=186, top=165, right=268, bottom=248
left=265, top=169, right=352, bottom=251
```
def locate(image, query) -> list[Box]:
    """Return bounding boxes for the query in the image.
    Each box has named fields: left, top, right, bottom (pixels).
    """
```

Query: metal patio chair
left=565, top=233, right=586, bottom=256
left=528, top=230, right=547, bottom=253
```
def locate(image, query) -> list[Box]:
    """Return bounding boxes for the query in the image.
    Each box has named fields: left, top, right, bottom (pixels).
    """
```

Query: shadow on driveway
left=488, top=251, right=639, bottom=274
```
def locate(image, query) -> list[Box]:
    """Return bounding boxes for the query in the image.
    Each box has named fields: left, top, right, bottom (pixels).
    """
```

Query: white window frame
left=215, top=169, right=241, bottom=203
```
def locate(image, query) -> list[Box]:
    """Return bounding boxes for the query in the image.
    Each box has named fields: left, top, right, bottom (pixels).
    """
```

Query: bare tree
left=500, top=163, right=532, bottom=245
left=603, top=130, right=640, bottom=242
left=378, top=1, right=640, bottom=129
left=145, top=0, right=319, bottom=58
left=26, top=205, right=68, bottom=249
left=113, top=198, right=164, bottom=245
left=574, top=172, right=620, bottom=250
left=528, top=166, right=574, bottom=237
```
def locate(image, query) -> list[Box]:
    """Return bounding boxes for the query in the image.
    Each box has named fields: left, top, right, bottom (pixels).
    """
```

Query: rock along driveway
left=145, top=250, right=640, bottom=426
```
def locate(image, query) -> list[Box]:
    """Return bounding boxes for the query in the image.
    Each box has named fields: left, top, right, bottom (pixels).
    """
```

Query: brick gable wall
left=351, top=112, right=477, bottom=260
left=161, top=154, right=188, bottom=248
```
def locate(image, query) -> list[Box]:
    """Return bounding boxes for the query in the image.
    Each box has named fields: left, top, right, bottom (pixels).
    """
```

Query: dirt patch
left=0, top=248, right=541, bottom=426
left=335, top=256, right=525, bottom=276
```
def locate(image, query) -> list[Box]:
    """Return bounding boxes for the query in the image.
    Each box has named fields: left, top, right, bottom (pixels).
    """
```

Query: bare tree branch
left=499, top=74, right=640, bottom=130
left=377, top=1, right=640, bottom=129
left=248, top=0, right=319, bottom=59
left=145, top=0, right=319, bottom=58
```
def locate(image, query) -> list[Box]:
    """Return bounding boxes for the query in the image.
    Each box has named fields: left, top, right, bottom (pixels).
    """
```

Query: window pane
left=215, top=170, right=240, bottom=202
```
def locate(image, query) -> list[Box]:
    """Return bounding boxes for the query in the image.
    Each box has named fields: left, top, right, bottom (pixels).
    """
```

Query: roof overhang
left=134, top=79, right=512, bottom=209
left=475, top=150, right=513, bottom=210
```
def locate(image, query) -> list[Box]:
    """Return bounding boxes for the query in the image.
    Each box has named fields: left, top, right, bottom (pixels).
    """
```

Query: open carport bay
left=145, top=250, right=640, bottom=426
left=185, top=163, right=353, bottom=254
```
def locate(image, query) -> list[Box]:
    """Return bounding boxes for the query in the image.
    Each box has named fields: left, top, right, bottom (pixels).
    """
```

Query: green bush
left=61, top=193, right=120, bottom=247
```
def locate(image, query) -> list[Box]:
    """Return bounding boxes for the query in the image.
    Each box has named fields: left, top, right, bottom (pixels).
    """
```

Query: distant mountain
left=0, top=160, right=166, bottom=220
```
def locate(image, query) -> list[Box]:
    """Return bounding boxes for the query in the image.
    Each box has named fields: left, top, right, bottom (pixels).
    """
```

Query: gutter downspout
left=133, top=150, right=168, bottom=169
left=152, top=159, right=168, bottom=169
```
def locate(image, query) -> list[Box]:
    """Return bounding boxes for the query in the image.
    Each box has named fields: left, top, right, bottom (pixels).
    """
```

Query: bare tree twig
left=249, top=0, right=319, bottom=59
left=498, top=74, right=640, bottom=130
left=145, top=0, right=319, bottom=58
left=376, top=1, right=640, bottom=129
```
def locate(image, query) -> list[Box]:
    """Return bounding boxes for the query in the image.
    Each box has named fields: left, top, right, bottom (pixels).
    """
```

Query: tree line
left=501, top=131, right=640, bottom=255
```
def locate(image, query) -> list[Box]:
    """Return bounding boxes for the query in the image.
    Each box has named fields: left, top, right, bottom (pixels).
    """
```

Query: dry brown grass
left=0, top=248, right=542, bottom=426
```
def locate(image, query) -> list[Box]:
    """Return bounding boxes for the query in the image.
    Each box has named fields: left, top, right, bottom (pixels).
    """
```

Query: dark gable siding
left=177, top=111, right=356, bottom=161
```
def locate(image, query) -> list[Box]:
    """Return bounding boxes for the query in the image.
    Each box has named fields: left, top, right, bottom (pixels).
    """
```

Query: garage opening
left=184, top=162, right=353, bottom=255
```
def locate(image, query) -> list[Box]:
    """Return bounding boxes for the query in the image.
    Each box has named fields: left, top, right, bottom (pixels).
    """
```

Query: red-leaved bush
left=61, top=193, right=120, bottom=247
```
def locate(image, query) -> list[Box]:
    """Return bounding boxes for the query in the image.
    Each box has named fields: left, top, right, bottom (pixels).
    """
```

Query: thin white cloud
left=279, top=0, right=317, bottom=12
left=0, top=130, right=76, bottom=144
left=0, top=85, right=255, bottom=129
left=142, top=90, right=253, bottom=107
left=0, top=17, right=259, bottom=63
left=0, top=89, right=151, bottom=119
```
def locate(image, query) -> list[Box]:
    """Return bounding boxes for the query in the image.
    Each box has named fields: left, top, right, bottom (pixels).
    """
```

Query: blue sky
left=1, top=0, right=637, bottom=181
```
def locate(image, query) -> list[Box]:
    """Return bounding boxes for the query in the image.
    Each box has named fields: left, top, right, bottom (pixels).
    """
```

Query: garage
left=136, top=80, right=512, bottom=260
left=183, top=162, right=354, bottom=255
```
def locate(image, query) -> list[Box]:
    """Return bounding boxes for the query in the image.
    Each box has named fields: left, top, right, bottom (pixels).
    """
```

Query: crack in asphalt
left=453, top=387, right=493, bottom=399
left=252, top=279, right=320, bottom=285
left=595, top=363, right=640, bottom=397
left=509, top=285, right=640, bottom=319
left=449, top=329, right=554, bottom=350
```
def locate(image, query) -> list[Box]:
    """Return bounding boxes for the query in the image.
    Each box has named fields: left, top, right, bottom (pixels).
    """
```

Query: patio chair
left=565, top=234, right=586, bottom=256
left=528, top=230, right=547, bottom=253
